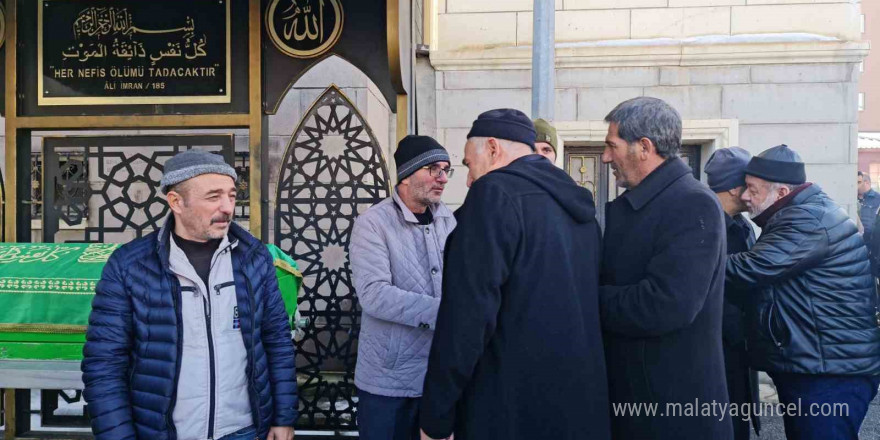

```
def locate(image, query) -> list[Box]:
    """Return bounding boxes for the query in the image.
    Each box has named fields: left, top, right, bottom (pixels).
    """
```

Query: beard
left=748, top=192, right=780, bottom=218
left=412, top=180, right=444, bottom=206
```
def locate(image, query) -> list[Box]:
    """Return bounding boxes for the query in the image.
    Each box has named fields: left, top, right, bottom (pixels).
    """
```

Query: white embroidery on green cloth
left=0, top=277, right=97, bottom=295
left=0, top=245, right=76, bottom=263
left=78, top=243, right=120, bottom=263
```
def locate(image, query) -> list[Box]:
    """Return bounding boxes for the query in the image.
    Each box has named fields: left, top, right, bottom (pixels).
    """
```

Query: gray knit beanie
left=160, top=149, right=237, bottom=194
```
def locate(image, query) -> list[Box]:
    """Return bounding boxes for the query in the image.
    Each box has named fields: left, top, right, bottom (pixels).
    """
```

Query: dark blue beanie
left=466, top=108, right=536, bottom=150
left=745, top=144, right=806, bottom=185
left=704, top=147, right=751, bottom=193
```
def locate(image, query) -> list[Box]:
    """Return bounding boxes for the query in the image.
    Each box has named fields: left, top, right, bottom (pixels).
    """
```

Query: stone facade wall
left=434, top=0, right=860, bottom=52
left=858, top=0, right=879, bottom=131
left=424, top=0, right=865, bottom=217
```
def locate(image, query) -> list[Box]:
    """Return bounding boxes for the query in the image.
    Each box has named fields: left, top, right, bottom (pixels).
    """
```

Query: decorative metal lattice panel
left=42, top=135, right=235, bottom=243
left=275, top=86, right=390, bottom=430
left=234, top=151, right=250, bottom=221
left=31, top=153, right=43, bottom=219
left=39, top=390, right=89, bottom=428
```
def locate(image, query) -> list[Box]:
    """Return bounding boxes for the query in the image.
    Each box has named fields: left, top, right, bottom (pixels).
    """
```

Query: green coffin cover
left=0, top=243, right=302, bottom=361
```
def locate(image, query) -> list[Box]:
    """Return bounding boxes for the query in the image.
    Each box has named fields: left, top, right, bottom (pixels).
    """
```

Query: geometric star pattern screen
left=275, top=85, right=390, bottom=430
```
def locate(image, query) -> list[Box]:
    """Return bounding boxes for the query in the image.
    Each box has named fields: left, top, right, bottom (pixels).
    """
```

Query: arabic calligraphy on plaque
left=61, top=7, right=209, bottom=66
left=266, top=0, right=343, bottom=59
left=39, top=0, right=230, bottom=105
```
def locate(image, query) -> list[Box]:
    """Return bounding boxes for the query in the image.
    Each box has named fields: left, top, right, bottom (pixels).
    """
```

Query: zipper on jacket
left=167, top=278, right=185, bottom=440
left=214, top=281, right=235, bottom=295
left=201, top=240, right=234, bottom=438
left=203, top=293, right=217, bottom=439
left=767, top=302, right=782, bottom=349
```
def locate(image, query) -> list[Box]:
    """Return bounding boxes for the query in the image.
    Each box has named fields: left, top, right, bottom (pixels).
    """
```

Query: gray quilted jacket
left=351, top=189, right=456, bottom=397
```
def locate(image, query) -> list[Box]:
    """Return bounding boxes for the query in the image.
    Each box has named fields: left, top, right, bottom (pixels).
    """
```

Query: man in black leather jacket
left=727, top=144, right=880, bottom=440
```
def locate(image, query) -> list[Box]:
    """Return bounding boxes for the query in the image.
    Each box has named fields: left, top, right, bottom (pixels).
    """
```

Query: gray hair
left=604, top=97, right=682, bottom=159
left=768, top=182, right=797, bottom=193
left=859, top=170, right=871, bottom=183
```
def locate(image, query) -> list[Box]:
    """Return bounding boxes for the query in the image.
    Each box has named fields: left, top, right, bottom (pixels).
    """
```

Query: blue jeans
left=217, top=425, right=257, bottom=440
left=769, top=373, right=880, bottom=440
left=357, top=388, right=421, bottom=440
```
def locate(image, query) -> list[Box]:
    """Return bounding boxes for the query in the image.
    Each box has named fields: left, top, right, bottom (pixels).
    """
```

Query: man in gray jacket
left=350, top=135, right=457, bottom=440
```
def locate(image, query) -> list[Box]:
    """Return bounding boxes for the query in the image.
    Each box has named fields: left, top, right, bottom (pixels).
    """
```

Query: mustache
left=211, top=215, right=232, bottom=224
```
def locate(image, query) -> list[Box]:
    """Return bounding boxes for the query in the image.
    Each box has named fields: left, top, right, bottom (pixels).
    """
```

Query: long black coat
left=600, top=158, right=733, bottom=440
left=420, top=155, right=611, bottom=440
left=723, top=213, right=761, bottom=440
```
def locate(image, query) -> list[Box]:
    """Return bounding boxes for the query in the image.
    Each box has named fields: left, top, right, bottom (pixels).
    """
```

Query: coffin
left=0, top=242, right=301, bottom=361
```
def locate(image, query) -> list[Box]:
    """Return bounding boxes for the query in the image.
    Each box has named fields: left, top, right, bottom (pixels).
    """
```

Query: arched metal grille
left=275, top=85, right=390, bottom=430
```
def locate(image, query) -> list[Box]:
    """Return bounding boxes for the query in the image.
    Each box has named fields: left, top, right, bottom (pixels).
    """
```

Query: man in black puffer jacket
left=727, top=144, right=880, bottom=440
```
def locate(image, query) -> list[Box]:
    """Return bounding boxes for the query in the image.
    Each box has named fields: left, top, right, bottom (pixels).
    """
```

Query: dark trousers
left=769, top=372, right=880, bottom=440
left=357, top=388, right=421, bottom=440
left=723, top=342, right=760, bottom=440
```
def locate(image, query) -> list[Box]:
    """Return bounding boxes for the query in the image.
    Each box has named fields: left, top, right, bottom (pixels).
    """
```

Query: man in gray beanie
left=350, top=135, right=456, bottom=440
left=727, top=144, right=880, bottom=440
left=704, top=147, right=760, bottom=440
left=83, top=149, right=297, bottom=440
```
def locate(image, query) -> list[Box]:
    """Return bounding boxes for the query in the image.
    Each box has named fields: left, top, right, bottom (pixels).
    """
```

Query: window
left=870, top=163, right=880, bottom=191
left=860, top=93, right=866, bottom=112
left=564, top=145, right=701, bottom=229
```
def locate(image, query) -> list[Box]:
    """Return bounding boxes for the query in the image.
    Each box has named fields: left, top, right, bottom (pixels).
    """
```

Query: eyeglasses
left=421, top=165, right=454, bottom=178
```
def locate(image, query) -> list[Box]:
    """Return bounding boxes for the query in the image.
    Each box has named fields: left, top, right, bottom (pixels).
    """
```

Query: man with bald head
left=419, top=109, right=610, bottom=440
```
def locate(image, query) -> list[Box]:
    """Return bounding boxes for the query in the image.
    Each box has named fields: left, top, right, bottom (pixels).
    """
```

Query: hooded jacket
left=420, top=155, right=611, bottom=440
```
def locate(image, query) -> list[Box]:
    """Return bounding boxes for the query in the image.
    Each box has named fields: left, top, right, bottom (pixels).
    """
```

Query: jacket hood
left=493, top=155, right=597, bottom=224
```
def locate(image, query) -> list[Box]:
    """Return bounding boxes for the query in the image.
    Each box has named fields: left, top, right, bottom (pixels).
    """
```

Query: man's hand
left=420, top=429, right=453, bottom=440
left=267, top=426, right=294, bottom=440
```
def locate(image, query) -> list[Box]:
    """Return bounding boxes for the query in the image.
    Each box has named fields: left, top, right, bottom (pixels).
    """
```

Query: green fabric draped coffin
left=0, top=243, right=302, bottom=360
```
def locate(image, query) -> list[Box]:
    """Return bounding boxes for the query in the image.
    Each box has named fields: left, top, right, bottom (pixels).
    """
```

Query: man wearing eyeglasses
left=350, top=135, right=457, bottom=440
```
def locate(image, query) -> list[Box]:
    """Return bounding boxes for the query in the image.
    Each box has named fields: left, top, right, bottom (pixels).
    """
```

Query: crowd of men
left=80, top=96, right=880, bottom=440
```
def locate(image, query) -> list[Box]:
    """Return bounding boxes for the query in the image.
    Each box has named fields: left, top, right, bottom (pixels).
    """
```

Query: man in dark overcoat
left=704, top=146, right=762, bottom=440
left=599, top=97, right=733, bottom=440
left=419, top=109, right=611, bottom=440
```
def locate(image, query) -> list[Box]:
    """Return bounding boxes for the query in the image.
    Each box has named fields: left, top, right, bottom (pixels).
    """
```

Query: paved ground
left=752, top=375, right=880, bottom=439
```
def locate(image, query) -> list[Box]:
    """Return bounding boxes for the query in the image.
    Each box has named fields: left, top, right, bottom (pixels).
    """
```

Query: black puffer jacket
left=727, top=184, right=880, bottom=376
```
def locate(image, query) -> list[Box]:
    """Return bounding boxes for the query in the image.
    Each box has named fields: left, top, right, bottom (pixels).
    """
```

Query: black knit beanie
left=394, top=135, right=450, bottom=181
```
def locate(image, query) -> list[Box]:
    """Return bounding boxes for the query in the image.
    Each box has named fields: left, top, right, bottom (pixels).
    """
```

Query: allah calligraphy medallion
left=266, top=0, right=344, bottom=59
left=38, top=0, right=230, bottom=106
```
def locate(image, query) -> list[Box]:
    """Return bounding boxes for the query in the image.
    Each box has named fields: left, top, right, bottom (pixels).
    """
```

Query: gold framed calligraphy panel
left=37, top=0, right=232, bottom=106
